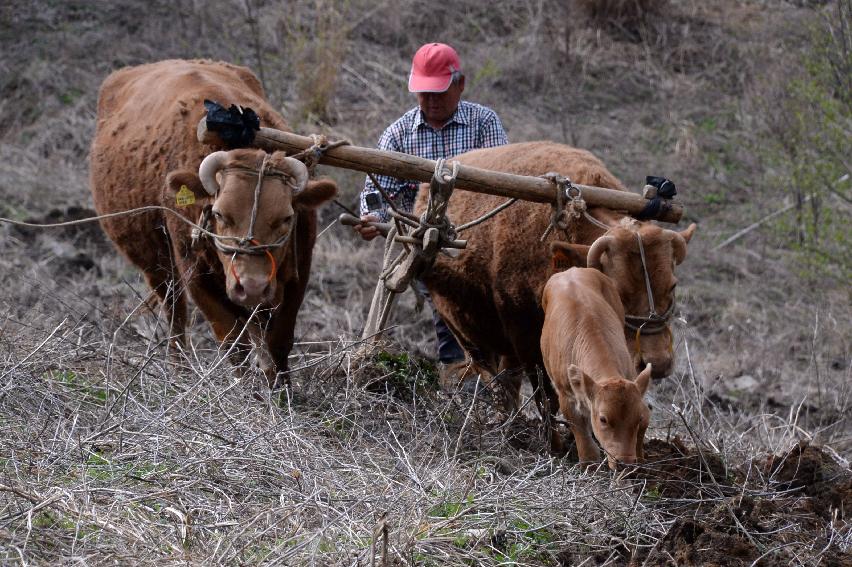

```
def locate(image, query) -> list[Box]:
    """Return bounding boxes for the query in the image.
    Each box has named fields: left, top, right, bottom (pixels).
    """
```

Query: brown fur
left=89, top=60, right=336, bottom=388
left=541, top=268, right=651, bottom=469
left=414, top=142, right=694, bottom=452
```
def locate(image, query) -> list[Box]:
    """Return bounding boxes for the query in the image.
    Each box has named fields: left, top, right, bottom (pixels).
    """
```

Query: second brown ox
left=542, top=267, right=652, bottom=469
left=90, top=60, right=337, bottom=388
left=416, top=142, right=695, bottom=451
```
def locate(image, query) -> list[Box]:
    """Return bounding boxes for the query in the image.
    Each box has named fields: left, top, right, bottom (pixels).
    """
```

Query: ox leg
left=143, top=270, right=187, bottom=350
left=186, top=283, right=254, bottom=371
left=492, top=355, right=523, bottom=414
left=263, top=281, right=304, bottom=391
left=528, top=366, right=567, bottom=457
left=636, top=425, right=647, bottom=463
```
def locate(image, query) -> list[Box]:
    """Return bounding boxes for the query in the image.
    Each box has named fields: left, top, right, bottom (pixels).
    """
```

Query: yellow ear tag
left=175, top=184, right=196, bottom=207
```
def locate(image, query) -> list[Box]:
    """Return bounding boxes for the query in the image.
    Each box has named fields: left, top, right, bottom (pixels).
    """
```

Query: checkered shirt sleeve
left=360, top=101, right=508, bottom=221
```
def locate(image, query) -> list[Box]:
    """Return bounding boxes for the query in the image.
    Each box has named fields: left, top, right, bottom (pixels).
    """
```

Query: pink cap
left=408, top=43, right=462, bottom=93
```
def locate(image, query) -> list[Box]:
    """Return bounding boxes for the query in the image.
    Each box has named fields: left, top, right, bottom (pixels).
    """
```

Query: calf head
left=553, top=221, right=697, bottom=378
left=563, top=363, right=652, bottom=469
left=167, top=149, right=336, bottom=307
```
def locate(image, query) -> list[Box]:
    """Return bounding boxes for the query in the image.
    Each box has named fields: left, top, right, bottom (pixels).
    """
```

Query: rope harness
left=196, top=154, right=300, bottom=285
left=625, top=231, right=676, bottom=359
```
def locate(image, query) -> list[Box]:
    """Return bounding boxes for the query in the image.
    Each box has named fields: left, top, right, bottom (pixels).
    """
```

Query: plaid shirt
left=360, top=100, right=508, bottom=221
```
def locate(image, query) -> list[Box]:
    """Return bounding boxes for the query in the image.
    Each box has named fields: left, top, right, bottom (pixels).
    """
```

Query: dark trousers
left=413, top=280, right=465, bottom=363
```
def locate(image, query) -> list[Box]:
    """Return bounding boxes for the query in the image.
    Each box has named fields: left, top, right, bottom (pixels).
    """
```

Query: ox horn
left=671, top=223, right=697, bottom=265
left=587, top=235, right=614, bottom=271
left=275, top=156, right=310, bottom=192
left=198, top=151, right=229, bottom=195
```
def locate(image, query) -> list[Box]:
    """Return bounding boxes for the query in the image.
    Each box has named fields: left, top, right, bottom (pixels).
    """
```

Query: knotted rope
left=538, top=173, right=612, bottom=241
left=289, top=134, right=351, bottom=174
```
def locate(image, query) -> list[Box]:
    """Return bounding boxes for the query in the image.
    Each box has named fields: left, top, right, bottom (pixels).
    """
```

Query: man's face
left=416, top=76, right=465, bottom=128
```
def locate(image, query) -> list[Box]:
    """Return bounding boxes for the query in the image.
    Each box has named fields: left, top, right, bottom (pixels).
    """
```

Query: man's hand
left=353, top=214, right=381, bottom=241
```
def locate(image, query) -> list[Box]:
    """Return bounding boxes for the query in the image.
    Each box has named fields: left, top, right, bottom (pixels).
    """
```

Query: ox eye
left=271, top=216, right=293, bottom=230
left=599, top=415, right=608, bottom=425
left=212, top=210, right=229, bottom=226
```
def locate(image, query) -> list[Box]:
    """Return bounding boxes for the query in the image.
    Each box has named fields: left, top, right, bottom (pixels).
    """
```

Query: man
left=353, top=42, right=509, bottom=375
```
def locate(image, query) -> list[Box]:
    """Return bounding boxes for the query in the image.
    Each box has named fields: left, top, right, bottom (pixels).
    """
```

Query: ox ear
left=293, top=178, right=337, bottom=210
left=672, top=223, right=697, bottom=265
left=550, top=242, right=589, bottom=272
left=567, top=364, right=597, bottom=403
left=680, top=223, right=697, bottom=243
left=635, top=363, right=652, bottom=396
left=164, top=170, right=212, bottom=210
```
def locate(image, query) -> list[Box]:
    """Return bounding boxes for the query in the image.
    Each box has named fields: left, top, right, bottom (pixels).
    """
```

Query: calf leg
left=567, top=415, right=600, bottom=465
left=554, top=379, right=601, bottom=466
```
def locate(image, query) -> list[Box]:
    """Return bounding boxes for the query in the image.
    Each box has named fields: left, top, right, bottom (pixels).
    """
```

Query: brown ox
left=541, top=267, right=651, bottom=469
left=90, top=59, right=336, bottom=387
left=415, top=142, right=694, bottom=451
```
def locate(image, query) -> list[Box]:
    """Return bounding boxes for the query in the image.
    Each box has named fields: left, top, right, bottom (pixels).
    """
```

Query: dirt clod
left=762, top=441, right=852, bottom=521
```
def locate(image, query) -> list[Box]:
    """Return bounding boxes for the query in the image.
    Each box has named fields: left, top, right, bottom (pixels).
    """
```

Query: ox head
left=551, top=221, right=697, bottom=378
left=167, top=149, right=336, bottom=307
left=563, top=363, right=652, bottom=469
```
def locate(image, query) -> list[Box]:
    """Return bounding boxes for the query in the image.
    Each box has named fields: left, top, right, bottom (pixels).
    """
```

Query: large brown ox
left=90, top=59, right=336, bottom=387
left=541, top=267, right=652, bottom=469
left=415, top=142, right=694, bottom=451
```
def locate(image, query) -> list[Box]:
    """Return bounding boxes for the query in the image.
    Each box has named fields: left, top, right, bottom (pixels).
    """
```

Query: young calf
left=541, top=267, right=652, bottom=469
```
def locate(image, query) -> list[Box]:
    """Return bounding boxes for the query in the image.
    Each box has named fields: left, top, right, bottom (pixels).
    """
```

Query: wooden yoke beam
left=198, top=120, right=684, bottom=223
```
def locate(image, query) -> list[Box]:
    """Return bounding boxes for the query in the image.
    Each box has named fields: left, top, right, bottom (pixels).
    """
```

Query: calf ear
left=550, top=242, right=589, bottom=272
left=293, top=178, right=337, bottom=210
left=163, top=170, right=212, bottom=211
left=567, top=364, right=596, bottom=402
left=635, top=363, right=652, bottom=395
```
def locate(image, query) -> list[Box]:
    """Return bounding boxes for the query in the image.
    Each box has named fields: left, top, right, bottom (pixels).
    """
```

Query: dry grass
left=0, top=263, right=848, bottom=564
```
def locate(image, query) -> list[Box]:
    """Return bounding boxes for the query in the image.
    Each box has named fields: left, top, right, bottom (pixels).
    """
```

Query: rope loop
left=289, top=134, right=351, bottom=174
left=540, top=172, right=576, bottom=241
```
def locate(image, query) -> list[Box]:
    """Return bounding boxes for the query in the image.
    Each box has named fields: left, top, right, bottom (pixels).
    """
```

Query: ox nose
left=233, top=275, right=270, bottom=304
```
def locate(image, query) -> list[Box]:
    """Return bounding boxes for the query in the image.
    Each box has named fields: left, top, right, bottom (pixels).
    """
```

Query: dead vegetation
left=0, top=0, right=850, bottom=565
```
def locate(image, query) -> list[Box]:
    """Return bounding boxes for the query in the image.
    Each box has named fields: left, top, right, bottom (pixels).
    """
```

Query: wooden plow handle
left=198, top=120, right=684, bottom=224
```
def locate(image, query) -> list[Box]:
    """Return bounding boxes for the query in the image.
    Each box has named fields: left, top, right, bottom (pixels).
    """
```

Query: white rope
left=0, top=205, right=223, bottom=241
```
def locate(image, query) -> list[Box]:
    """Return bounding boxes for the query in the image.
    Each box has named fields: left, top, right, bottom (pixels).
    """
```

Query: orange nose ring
left=229, top=240, right=277, bottom=288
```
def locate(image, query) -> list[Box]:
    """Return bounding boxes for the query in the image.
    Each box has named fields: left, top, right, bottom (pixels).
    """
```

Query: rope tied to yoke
left=539, top=172, right=603, bottom=241
left=288, top=134, right=351, bottom=174
left=538, top=172, right=613, bottom=241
